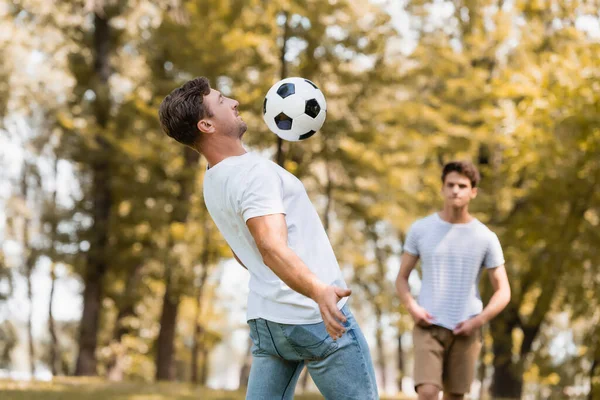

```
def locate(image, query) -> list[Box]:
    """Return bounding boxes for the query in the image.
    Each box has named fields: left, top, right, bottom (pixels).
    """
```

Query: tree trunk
left=190, top=323, right=204, bottom=383
left=48, top=263, right=59, bottom=376
left=490, top=313, right=523, bottom=399
left=374, top=307, right=386, bottom=392
left=48, top=158, right=60, bottom=376
left=155, top=271, right=179, bottom=381
left=107, top=263, right=144, bottom=381
left=397, top=334, right=404, bottom=393
left=155, top=147, right=200, bottom=381
left=25, top=252, right=35, bottom=378
left=191, top=224, right=211, bottom=383
left=20, top=166, right=36, bottom=378
left=75, top=11, right=112, bottom=377
left=275, top=10, right=290, bottom=167
left=200, top=347, right=210, bottom=385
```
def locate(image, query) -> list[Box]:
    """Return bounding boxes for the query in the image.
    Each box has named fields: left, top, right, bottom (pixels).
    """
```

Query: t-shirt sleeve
left=484, top=233, right=505, bottom=268
left=240, top=162, right=286, bottom=222
left=403, top=222, right=420, bottom=256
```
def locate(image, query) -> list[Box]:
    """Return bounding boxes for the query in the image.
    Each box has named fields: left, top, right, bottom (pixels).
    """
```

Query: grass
left=0, top=378, right=413, bottom=399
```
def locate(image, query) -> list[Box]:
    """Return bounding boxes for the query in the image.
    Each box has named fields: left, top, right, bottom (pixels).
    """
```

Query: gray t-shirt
left=403, top=213, right=505, bottom=330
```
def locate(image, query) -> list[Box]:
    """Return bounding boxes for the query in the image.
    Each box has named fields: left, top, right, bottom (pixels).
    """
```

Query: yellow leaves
left=119, top=201, right=132, bottom=217
left=543, top=373, right=561, bottom=386
left=169, top=222, right=186, bottom=241
left=584, top=209, right=599, bottom=227
left=524, top=363, right=540, bottom=383
left=338, top=137, right=386, bottom=173
left=512, top=327, right=524, bottom=357
left=284, top=159, right=298, bottom=175
left=135, top=222, right=151, bottom=237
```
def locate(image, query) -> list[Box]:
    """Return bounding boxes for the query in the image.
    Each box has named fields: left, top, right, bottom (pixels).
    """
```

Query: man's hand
left=453, top=316, right=482, bottom=336
left=314, top=285, right=352, bottom=340
left=409, top=303, right=435, bottom=327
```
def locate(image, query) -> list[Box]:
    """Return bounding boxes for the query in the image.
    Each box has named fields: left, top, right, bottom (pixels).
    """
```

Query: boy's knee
left=417, top=383, right=440, bottom=400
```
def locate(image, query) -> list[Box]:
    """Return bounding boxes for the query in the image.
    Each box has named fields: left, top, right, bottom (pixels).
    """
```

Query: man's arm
left=396, top=252, right=433, bottom=326
left=395, top=252, right=434, bottom=326
left=246, top=213, right=351, bottom=340
left=454, top=265, right=511, bottom=335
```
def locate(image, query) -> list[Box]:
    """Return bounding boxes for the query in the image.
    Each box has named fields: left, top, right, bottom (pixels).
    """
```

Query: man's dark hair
left=158, top=77, right=212, bottom=146
left=441, top=161, right=481, bottom=188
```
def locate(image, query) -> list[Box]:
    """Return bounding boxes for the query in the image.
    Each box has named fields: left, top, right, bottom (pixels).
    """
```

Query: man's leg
left=303, top=306, right=378, bottom=400
left=246, top=352, right=303, bottom=400
left=442, top=329, right=482, bottom=398
left=245, top=319, right=304, bottom=400
left=413, top=325, right=445, bottom=400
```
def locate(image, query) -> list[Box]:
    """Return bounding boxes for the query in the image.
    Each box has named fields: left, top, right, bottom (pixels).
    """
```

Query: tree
left=398, top=1, right=600, bottom=397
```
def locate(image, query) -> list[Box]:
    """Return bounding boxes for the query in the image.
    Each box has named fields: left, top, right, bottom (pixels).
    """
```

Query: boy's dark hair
left=158, top=77, right=212, bottom=146
left=441, top=161, right=481, bottom=188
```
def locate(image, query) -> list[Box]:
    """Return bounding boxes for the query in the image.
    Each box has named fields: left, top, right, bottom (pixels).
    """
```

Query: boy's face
left=441, top=171, right=478, bottom=208
left=199, top=89, right=247, bottom=138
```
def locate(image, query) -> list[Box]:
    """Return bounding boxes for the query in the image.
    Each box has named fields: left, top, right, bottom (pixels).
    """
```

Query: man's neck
left=439, top=206, right=472, bottom=224
left=199, top=139, right=247, bottom=168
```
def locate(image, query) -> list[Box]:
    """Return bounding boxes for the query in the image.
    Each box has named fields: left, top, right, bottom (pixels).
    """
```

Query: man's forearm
left=261, top=246, right=326, bottom=301
left=396, top=277, right=418, bottom=311
left=477, top=287, right=511, bottom=324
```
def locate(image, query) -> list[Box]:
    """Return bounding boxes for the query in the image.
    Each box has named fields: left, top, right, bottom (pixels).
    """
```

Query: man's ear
left=471, top=187, right=478, bottom=199
left=198, top=119, right=214, bottom=134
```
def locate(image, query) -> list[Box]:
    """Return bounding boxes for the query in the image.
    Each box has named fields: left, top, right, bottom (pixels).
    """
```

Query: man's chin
left=239, top=123, right=248, bottom=138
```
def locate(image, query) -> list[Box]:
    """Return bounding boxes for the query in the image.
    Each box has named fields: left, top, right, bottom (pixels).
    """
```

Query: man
left=395, top=161, right=511, bottom=400
left=159, top=77, right=378, bottom=399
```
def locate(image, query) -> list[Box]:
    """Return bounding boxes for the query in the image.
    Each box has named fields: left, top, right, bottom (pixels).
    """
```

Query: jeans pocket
left=280, top=323, right=338, bottom=360
left=248, top=320, right=261, bottom=349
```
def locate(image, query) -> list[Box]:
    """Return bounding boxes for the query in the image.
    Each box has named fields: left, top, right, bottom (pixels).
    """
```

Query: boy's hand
left=409, top=304, right=435, bottom=327
left=453, top=316, right=482, bottom=336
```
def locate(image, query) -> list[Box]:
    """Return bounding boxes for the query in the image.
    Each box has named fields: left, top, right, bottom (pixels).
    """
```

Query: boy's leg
left=304, top=306, right=378, bottom=400
left=442, top=328, right=482, bottom=397
left=413, top=325, right=445, bottom=399
left=245, top=319, right=304, bottom=400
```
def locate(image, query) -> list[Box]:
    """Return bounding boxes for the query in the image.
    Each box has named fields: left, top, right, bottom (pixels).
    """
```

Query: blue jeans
left=246, top=305, right=378, bottom=400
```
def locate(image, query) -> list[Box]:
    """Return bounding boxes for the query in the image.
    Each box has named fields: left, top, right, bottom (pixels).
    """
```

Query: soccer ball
left=262, top=77, right=327, bottom=141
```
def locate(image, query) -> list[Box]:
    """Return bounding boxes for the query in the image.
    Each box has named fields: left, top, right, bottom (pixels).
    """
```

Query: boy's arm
left=395, top=252, right=434, bottom=327
left=454, top=265, right=511, bottom=335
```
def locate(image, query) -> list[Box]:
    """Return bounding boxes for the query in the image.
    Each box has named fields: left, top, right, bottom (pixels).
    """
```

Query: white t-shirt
left=403, top=213, right=505, bottom=330
left=203, top=152, right=347, bottom=324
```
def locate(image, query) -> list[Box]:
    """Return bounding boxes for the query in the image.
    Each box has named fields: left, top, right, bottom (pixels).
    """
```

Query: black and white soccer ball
left=262, top=77, right=327, bottom=141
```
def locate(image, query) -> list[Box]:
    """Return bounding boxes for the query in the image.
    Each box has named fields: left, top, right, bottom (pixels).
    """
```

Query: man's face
left=201, top=89, right=247, bottom=138
left=441, top=171, right=477, bottom=208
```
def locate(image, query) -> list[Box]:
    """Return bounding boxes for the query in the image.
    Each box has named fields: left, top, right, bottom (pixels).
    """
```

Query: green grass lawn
left=0, top=378, right=413, bottom=399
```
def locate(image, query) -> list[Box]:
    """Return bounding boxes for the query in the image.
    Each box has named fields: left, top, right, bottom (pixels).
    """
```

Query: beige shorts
left=413, top=324, right=482, bottom=395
